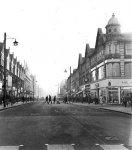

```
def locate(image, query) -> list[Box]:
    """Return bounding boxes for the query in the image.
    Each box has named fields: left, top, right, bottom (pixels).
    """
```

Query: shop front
left=90, top=79, right=132, bottom=104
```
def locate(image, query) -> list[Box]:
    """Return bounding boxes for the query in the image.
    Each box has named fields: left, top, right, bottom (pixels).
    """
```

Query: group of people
left=45, top=95, right=57, bottom=104
left=0, top=92, right=35, bottom=107
left=63, top=93, right=132, bottom=108
left=63, top=94, right=94, bottom=104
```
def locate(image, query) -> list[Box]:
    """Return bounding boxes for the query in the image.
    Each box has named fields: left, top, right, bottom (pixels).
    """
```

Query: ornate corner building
left=90, top=13, right=132, bottom=104
left=66, top=14, right=132, bottom=104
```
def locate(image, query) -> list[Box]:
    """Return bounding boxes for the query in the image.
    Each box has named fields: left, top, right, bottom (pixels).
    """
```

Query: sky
left=0, top=0, right=132, bottom=96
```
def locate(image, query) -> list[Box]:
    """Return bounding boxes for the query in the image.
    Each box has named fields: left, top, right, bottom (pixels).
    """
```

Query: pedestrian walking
left=64, top=96, right=68, bottom=103
left=22, top=95, right=25, bottom=103
left=45, top=96, right=49, bottom=104
left=53, top=96, right=56, bottom=104
left=123, top=97, right=127, bottom=107
left=94, top=96, right=99, bottom=104
left=99, top=95, right=103, bottom=106
left=49, top=95, right=52, bottom=104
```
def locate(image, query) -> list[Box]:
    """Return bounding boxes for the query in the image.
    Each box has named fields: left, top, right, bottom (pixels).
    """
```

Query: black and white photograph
left=0, top=0, right=132, bottom=150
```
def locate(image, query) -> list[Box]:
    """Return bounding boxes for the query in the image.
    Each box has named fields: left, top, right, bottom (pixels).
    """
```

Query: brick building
left=66, top=14, right=132, bottom=104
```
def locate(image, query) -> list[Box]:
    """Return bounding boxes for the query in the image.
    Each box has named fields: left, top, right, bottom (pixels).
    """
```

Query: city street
left=0, top=102, right=131, bottom=150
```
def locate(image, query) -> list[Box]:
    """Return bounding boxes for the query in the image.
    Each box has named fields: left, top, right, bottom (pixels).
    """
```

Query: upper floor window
left=91, top=70, right=96, bottom=81
left=91, top=56, right=96, bottom=66
left=115, top=44, right=119, bottom=53
left=105, top=43, right=119, bottom=55
left=106, top=63, right=120, bottom=77
left=125, top=63, right=132, bottom=77
left=114, top=28, right=117, bottom=32
left=109, top=29, right=111, bottom=33
left=98, top=66, right=104, bottom=79
left=125, top=43, right=132, bottom=55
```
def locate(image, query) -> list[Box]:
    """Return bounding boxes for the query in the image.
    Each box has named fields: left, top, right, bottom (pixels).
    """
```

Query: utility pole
left=3, top=32, right=18, bottom=107
left=3, top=33, right=7, bottom=107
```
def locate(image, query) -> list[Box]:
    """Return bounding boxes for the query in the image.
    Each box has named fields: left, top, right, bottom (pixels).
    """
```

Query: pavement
left=0, top=101, right=132, bottom=115
left=71, top=102, right=132, bottom=115
left=0, top=101, right=32, bottom=111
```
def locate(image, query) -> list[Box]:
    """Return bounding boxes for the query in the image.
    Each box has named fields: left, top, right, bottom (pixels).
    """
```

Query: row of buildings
left=0, top=40, right=40, bottom=103
left=64, top=14, right=132, bottom=104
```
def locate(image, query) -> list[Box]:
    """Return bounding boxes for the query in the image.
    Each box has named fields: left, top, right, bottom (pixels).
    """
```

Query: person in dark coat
left=123, top=97, right=127, bottom=107
left=22, top=95, right=25, bottom=103
left=49, top=95, right=52, bottom=104
left=45, top=96, right=49, bottom=104
left=64, top=96, right=68, bottom=103
left=53, top=96, right=56, bottom=104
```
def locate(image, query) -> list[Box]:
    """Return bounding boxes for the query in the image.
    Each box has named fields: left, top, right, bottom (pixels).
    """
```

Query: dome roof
left=107, top=13, right=119, bottom=25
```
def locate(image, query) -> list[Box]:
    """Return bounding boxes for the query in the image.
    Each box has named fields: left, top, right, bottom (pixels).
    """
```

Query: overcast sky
left=0, top=0, right=131, bottom=96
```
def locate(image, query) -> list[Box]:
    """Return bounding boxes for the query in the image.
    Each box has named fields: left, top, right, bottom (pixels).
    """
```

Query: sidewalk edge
left=0, top=102, right=32, bottom=112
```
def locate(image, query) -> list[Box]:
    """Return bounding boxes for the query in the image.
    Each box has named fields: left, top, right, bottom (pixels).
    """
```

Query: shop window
left=125, top=63, right=132, bottom=77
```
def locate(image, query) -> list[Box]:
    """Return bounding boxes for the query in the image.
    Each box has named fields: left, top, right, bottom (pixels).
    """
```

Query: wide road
left=0, top=101, right=131, bottom=150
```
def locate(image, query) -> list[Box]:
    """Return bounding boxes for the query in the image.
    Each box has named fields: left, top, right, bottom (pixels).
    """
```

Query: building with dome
left=65, top=14, right=132, bottom=104
left=89, top=13, right=132, bottom=104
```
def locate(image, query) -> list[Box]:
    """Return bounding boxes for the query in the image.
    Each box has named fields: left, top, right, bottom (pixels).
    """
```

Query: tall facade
left=66, top=14, right=132, bottom=104
left=90, top=14, right=132, bottom=103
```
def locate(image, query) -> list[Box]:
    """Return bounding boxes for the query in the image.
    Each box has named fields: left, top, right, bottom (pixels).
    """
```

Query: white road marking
left=100, top=144, right=129, bottom=150
left=0, top=146, right=19, bottom=150
left=47, top=144, right=75, bottom=150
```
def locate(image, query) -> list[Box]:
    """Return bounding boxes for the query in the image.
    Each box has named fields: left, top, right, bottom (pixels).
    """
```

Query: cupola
left=106, top=13, right=121, bottom=34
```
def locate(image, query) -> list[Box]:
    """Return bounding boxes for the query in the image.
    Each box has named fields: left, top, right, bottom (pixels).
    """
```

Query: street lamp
left=3, top=32, right=18, bottom=107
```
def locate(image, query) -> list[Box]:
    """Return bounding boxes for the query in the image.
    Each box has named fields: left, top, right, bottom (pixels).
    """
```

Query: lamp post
left=3, top=32, right=18, bottom=107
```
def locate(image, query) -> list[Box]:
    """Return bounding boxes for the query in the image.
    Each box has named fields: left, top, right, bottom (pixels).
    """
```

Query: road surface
left=0, top=102, right=131, bottom=150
